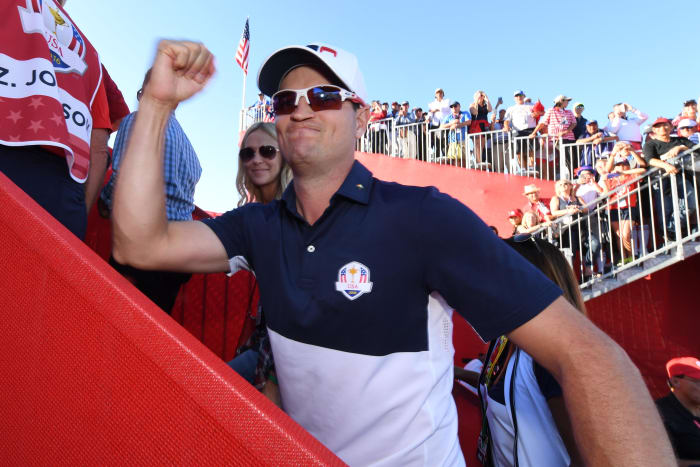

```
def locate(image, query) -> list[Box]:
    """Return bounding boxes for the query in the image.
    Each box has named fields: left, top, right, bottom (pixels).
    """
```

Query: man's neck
left=293, top=159, right=354, bottom=225
left=657, top=135, right=671, bottom=143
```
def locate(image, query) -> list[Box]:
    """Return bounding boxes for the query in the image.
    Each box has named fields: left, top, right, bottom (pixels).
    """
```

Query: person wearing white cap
left=429, top=88, right=451, bottom=158
left=504, top=90, right=537, bottom=172
left=676, top=118, right=699, bottom=145
left=111, top=39, right=675, bottom=466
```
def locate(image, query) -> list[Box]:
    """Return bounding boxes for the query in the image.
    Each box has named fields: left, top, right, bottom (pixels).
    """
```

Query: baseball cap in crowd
left=651, top=117, right=671, bottom=127
left=523, top=184, right=540, bottom=195
left=513, top=90, right=525, bottom=97
left=450, top=101, right=461, bottom=108
left=576, top=165, right=595, bottom=176
left=435, top=88, right=444, bottom=94
left=666, top=356, right=700, bottom=379
left=401, top=100, right=409, bottom=106
left=586, top=120, right=598, bottom=126
left=677, top=118, right=697, bottom=129
left=257, top=43, right=368, bottom=105
left=414, top=107, right=422, bottom=112
left=554, top=95, right=572, bottom=104
left=573, top=102, right=584, bottom=109
left=507, top=209, right=523, bottom=218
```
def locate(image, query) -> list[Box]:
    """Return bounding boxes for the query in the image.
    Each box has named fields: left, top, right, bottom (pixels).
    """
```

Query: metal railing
left=526, top=146, right=699, bottom=296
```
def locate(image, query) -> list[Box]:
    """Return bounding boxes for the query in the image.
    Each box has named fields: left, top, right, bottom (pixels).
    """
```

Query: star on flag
left=28, top=97, right=44, bottom=109
left=28, top=120, right=44, bottom=133
left=49, top=113, right=64, bottom=126
left=7, top=110, right=22, bottom=124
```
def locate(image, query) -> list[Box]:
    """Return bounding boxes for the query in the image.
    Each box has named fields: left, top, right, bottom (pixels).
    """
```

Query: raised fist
left=143, top=40, right=216, bottom=108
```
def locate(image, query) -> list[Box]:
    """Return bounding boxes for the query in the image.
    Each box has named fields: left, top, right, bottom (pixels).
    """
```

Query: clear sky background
left=66, top=0, right=700, bottom=213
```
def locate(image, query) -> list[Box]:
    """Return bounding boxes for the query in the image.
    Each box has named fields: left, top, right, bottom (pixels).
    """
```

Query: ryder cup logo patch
left=335, top=261, right=373, bottom=301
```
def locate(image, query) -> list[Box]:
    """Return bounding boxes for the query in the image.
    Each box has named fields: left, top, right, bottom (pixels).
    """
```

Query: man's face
left=586, top=122, right=598, bottom=134
left=614, top=104, right=626, bottom=117
left=508, top=215, right=521, bottom=226
left=514, top=94, right=525, bottom=105
left=679, top=126, right=697, bottom=138
left=672, top=375, right=700, bottom=405
left=391, top=103, right=399, bottom=112
left=560, top=99, right=570, bottom=109
left=684, top=103, right=697, bottom=115
left=275, top=66, right=368, bottom=174
left=579, top=171, right=593, bottom=184
left=526, top=192, right=539, bottom=202
left=574, top=105, right=584, bottom=116
left=415, top=109, right=423, bottom=119
left=498, top=109, right=506, bottom=120
left=401, top=103, right=409, bottom=114
left=652, top=123, right=671, bottom=138
left=435, top=91, right=444, bottom=101
left=452, top=104, right=460, bottom=116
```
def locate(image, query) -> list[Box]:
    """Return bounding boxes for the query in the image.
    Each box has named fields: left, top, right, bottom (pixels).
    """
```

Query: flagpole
left=238, top=16, right=249, bottom=132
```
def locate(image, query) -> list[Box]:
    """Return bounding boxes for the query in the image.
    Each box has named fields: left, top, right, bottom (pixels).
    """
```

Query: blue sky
left=66, top=0, right=700, bottom=212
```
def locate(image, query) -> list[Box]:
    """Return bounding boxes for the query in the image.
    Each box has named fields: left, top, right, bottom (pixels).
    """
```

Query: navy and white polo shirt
left=203, top=161, right=561, bottom=466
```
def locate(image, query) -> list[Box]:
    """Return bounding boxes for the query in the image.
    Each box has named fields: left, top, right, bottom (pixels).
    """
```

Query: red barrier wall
left=586, top=254, right=700, bottom=399
left=0, top=172, right=342, bottom=465
left=356, top=152, right=556, bottom=236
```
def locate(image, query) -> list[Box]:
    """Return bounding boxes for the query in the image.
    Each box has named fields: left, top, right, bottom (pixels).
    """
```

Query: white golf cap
left=257, top=43, right=368, bottom=106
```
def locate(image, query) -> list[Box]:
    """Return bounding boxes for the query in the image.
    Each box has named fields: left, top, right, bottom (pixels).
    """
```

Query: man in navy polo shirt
left=111, top=40, right=674, bottom=466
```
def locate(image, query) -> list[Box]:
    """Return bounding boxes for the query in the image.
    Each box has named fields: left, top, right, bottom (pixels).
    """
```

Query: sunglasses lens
left=272, top=90, right=297, bottom=115
left=307, top=86, right=343, bottom=111
left=239, top=147, right=255, bottom=162
left=259, top=145, right=277, bottom=159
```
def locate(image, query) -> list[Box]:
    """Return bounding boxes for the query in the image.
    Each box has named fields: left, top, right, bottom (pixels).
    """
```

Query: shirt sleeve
left=90, top=79, right=111, bottom=131
left=100, top=112, right=134, bottom=209
left=541, top=109, right=552, bottom=126
left=201, top=205, right=257, bottom=272
left=642, top=140, right=659, bottom=163
left=417, top=188, right=562, bottom=342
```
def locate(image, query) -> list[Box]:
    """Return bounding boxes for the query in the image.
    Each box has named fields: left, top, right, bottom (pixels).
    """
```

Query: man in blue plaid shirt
left=101, top=69, right=202, bottom=313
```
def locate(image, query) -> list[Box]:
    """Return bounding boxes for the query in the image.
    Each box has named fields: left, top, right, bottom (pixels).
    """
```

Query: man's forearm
left=510, top=299, right=675, bottom=466
left=85, top=128, right=110, bottom=213
left=111, top=98, right=173, bottom=265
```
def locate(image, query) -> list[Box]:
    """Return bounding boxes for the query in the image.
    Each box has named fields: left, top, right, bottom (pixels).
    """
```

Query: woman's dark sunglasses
left=272, top=85, right=362, bottom=115
left=239, top=145, right=278, bottom=162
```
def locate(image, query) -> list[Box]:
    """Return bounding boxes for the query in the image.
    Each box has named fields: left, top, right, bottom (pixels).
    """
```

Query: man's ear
left=354, top=105, right=370, bottom=139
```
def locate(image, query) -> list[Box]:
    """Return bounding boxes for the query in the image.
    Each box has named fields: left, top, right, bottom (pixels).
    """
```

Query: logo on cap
left=335, top=261, right=373, bottom=300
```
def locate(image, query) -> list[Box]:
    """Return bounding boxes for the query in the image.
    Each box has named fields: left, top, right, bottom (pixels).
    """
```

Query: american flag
left=235, top=18, right=250, bottom=74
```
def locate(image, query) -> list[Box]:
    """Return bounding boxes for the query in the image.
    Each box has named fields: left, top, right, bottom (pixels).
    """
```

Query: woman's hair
left=505, top=237, right=587, bottom=315
left=236, top=122, right=293, bottom=207
left=473, top=90, right=486, bottom=103
left=554, top=179, right=572, bottom=196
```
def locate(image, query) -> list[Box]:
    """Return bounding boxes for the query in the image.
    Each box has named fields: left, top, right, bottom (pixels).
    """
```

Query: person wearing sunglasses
left=655, top=356, right=700, bottom=463
left=235, top=122, right=292, bottom=207
left=112, top=39, right=675, bottom=466
left=228, top=121, right=290, bottom=406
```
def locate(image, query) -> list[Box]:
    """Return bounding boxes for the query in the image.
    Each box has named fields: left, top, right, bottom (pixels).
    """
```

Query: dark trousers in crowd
left=109, top=256, right=191, bottom=314
left=652, top=174, right=697, bottom=239
left=0, top=144, right=87, bottom=239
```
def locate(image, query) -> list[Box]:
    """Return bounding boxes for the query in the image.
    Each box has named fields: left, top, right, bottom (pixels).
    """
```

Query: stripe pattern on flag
left=235, top=19, right=250, bottom=74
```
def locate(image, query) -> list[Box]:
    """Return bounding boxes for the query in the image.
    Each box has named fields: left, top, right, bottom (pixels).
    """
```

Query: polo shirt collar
left=281, top=161, right=374, bottom=215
